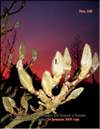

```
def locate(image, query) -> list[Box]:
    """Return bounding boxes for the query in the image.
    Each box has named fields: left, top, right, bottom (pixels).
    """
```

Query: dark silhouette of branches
left=1, top=0, right=26, bottom=37
left=0, top=0, right=25, bottom=19
left=69, top=34, right=97, bottom=84
left=69, top=34, right=83, bottom=71
left=1, top=30, right=17, bottom=78
left=1, top=0, right=26, bottom=79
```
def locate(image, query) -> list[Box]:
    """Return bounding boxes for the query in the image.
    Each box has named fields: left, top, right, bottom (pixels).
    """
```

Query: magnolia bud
left=0, top=82, right=5, bottom=90
left=1, top=13, right=8, bottom=32
left=79, top=44, right=92, bottom=79
left=92, top=52, right=99, bottom=70
left=41, top=71, right=53, bottom=97
left=63, top=48, right=71, bottom=71
left=32, top=48, right=37, bottom=62
left=14, top=20, right=20, bottom=29
left=52, top=51, right=64, bottom=76
left=52, top=73, right=61, bottom=88
left=8, top=53, right=12, bottom=64
left=19, top=43, right=26, bottom=60
left=2, top=97, right=16, bottom=114
left=16, top=60, right=37, bottom=95
left=39, top=105, right=44, bottom=111
left=20, top=96, right=28, bottom=112
left=66, top=87, right=84, bottom=101
left=6, top=97, right=16, bottom=107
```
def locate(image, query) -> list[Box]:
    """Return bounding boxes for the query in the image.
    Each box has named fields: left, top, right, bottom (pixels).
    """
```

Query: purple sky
left=1, top=1, right=99, bottom=82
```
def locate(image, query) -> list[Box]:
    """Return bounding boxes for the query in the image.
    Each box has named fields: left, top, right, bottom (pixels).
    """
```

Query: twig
left=1, top=114, right=10, bottom=123
left=1, top=31, right=17, bottom=77
left=8, top=0, right=16, bottom=11
left=0, top=0, right=25, bottom=19
left=0, top=62, right=11, bottom=69
left=40, top=119, right=48, bottom=128
left=29, top=120, right=34, bottom=129
left=65, top=78, right=81, bottom=98
left=4, top=108, right=52, bottom=128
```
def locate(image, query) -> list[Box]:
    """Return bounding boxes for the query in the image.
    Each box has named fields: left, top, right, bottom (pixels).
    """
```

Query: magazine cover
left=0, top=0, right=99, bottom=128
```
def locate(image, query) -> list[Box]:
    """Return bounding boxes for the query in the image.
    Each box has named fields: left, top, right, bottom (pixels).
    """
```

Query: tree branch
left=4, top=108, right=52, bottom=128
left=1, top=31, right=17, bottom=77
left=8, top=0, right=16, bottom=12
left=0, top=0, right=25, bottom=19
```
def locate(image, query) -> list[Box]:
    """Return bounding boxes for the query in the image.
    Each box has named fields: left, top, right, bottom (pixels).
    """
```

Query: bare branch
left=1, top=31, right=17, bottom=76
left=0, top=0, right=26, bottom=19
left=4, top=108, right=51, bottom=128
